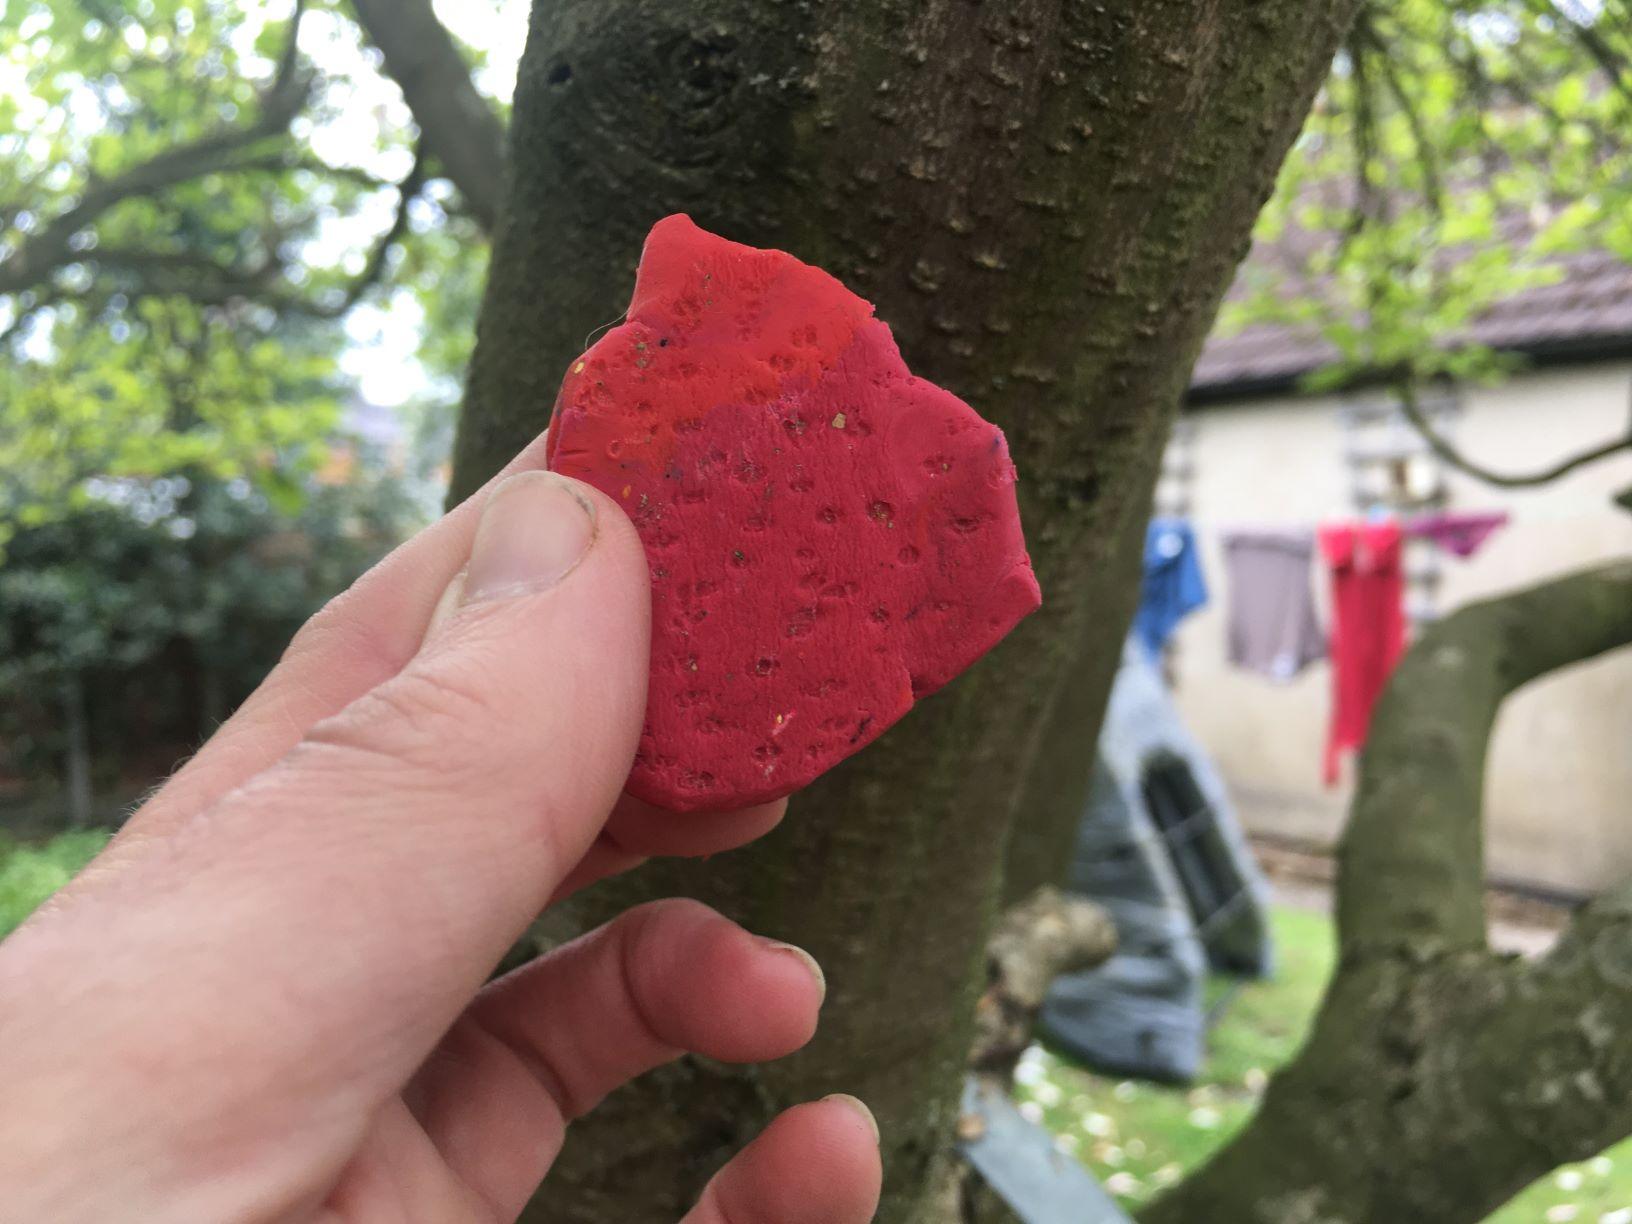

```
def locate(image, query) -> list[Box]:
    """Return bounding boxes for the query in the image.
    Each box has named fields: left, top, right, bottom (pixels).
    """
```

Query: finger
left=604, top=792, right=787, bottom=858
left=120, top=430, right=556, bottom=843
left=682, top=1097, right=883, bottom=1224
left=409, top=899, right=827, bottom=1218
left=0, top=472, right=656, bottom=1213
left=546, top=794, right=788, bottom=905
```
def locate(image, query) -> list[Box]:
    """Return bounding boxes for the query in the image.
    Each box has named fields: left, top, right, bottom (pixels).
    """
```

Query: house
left=1166, top=247, right=1632, bottom=898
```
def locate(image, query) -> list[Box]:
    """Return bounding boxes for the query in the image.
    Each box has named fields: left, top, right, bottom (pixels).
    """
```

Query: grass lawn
left=1015, top=905, right=1632, bottom=1223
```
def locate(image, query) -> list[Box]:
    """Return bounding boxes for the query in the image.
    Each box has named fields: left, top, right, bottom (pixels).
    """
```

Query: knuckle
left=279, top=589, right=356, bottom=664
left=615, top=908, right=680, bottom=1055
left=280, top=588, right=410, bottom=677
left=380, top=663, right=496, bottom=739
left=618, top=898, right=736, bottom=1013
left=706, top=1184, right=750, bottom=1224
left=303, top=659, right=498, bottom=779
left=629, top=896, right=721, bottom=930
left=623, top=899, right=729, bottom=965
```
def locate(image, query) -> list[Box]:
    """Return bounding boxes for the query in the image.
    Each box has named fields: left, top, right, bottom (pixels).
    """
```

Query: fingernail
left=464, top=471, right=597, bottom=604
left=762, top=938, right=826, bottom=1004
left=824, top=1094, right=880, bottom=1144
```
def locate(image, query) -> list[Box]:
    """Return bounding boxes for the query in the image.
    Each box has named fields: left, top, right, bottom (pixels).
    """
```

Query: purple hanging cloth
left=1406, top=510, right=1510, bottom=559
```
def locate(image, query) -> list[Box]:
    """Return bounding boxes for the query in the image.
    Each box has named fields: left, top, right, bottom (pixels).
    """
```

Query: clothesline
left=1136, top=510, right=1510, bottom=788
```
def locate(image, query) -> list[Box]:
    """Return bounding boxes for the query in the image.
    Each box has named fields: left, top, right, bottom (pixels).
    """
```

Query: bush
left=0, top=462, right=427, bottom=816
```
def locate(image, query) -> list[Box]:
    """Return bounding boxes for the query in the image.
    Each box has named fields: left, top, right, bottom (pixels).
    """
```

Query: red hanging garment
left=1317, top=520, right=1406, bottom=786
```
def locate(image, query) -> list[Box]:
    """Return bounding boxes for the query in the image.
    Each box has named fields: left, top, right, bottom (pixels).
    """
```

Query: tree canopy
left=0, top=0, right=500, bottom=528
left=1228, top=0, right=1632, bottom=393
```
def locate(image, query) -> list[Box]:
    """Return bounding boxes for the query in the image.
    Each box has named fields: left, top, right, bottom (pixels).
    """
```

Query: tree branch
left=1359, top=16, right=1445, bottom=221
left=1444, top=27, right=1510, bottom=183
left=38, top=140, right=425, bottom=321
left=1338, top=563, right=1632, bottom=958
left=85, top=248, right=286, bottom=305
left=970, top=887, right=1116, bottom=1086
left=1146, top=562, right=1632, bottom=1224
left=1343, top=23, right=1382, bottom=249
left=208, top=150, right=402, bottom=192
left=1538, top=0, right=1632, bottom=108
left=944, top=886, right=1117, bottom=1224
left=1397, top=380, right=1632, bottom=488
left=0, top=0, right=313, bottom=298
left=312, top=140, right=428, bottom=317
left=348, top=0, right=507, bottom=234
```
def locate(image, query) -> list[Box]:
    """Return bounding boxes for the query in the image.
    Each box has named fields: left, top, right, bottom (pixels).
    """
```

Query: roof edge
left=1186, top=330, right=1632, bottom=406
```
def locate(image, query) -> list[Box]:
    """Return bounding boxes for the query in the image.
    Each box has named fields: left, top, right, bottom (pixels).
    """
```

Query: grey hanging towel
left=1221, top=528, right=1326, bottom=682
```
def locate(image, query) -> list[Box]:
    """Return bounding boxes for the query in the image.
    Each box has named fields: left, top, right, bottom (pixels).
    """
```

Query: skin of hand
left=0, top=432, right=884, bottom=1224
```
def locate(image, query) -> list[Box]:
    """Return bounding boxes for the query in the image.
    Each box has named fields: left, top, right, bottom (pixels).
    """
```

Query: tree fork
left=1143, top=562, right=1632, bottom=1224
left=451, top=2, right=1362, bottom=1219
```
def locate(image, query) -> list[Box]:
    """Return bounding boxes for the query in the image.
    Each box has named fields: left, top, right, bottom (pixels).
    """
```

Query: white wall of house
left=1171, top=359, right=1632, bottom=896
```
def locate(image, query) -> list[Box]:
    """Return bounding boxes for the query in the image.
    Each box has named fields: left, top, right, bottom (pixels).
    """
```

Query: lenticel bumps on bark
left=546, top=215, right=1042, bottom=812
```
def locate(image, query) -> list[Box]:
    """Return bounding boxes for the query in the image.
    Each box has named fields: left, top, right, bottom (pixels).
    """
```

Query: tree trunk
left=1000, top=547, right=1144, bottom=907
left=451, top=3, right=1360, bottom=1220
left=1143, top=562, right=1632, bottom=1224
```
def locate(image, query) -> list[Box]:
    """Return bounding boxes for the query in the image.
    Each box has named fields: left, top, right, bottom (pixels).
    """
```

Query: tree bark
left=1143, top=562, right=1632, bottom=1224
left=451, top=3, right=1360, bottom=1220
left=970, top=887, right=1117, bottom=1088
left=1001, top=527, right=1145, bottom=907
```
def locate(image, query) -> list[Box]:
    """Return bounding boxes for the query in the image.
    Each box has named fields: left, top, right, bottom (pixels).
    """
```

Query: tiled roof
left=1191, top=245, right=1632, bottom=397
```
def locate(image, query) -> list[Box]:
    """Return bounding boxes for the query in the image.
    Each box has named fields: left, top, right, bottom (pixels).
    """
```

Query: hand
left=0, top=434, right=883, bottom=1223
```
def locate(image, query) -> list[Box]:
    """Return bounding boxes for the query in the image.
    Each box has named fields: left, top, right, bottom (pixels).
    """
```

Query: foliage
left=0, top=0, right=415, bottom=310
left=0, top=0, right=492, bottom=528
left=1021, top=906, right=1632, bottom=1222
left=0, top=829, right=107, bottom=939
left=1221, top=0, right=1632, bottom=391
left=0, top=0, right=498, bottom=819
left=1, top=296, right=342, bottom=541
left=0, top=458, right=425, bottom=799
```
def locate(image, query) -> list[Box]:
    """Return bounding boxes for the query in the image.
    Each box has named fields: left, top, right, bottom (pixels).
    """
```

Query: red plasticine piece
left=547, top=215, right=1041, bottom=811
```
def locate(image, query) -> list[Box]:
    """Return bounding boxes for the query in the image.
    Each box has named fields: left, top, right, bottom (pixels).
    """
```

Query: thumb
left=0, top=472, right=653, bottom=1193
left=316, top=467, right=653, bottom=897
left=226, top=467, right=653, bottom=998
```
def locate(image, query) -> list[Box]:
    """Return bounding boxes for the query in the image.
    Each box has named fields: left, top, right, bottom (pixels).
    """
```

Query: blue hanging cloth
left=1133, top=518, right=1208, bottom=660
